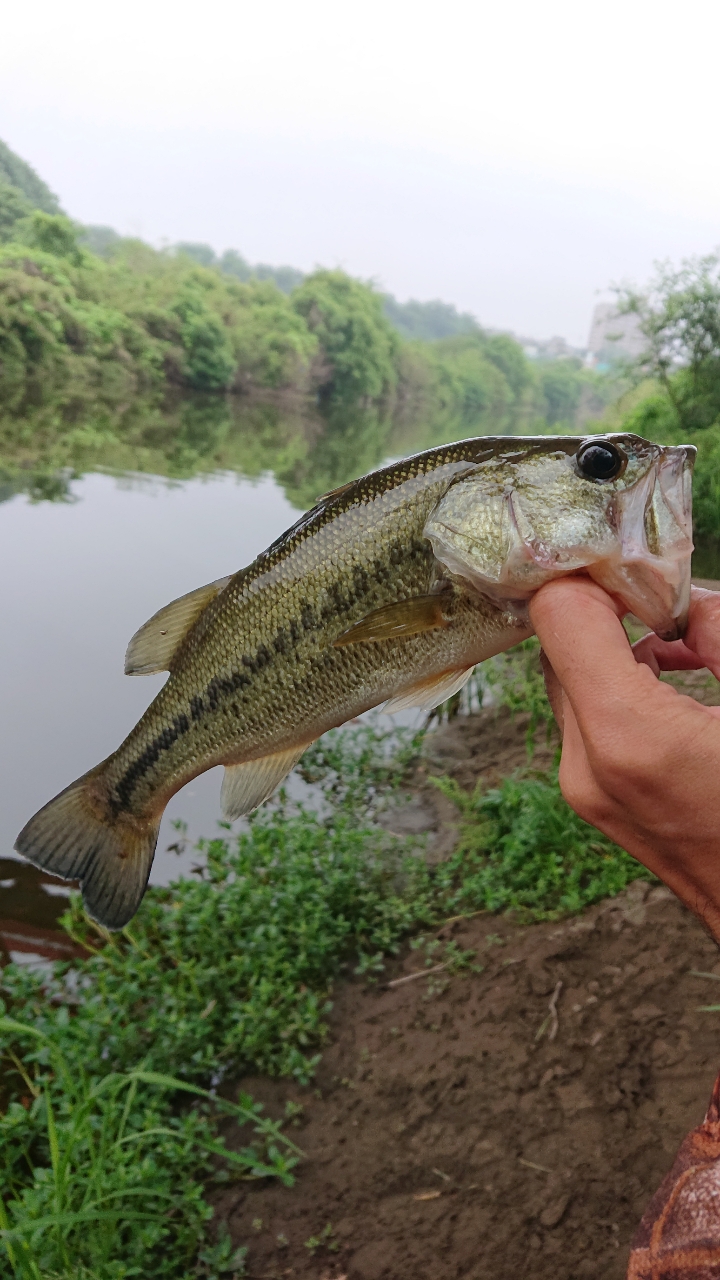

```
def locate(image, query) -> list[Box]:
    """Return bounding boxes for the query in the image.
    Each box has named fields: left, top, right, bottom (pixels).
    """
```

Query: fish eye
left=576, top=439, right=626, bottom=482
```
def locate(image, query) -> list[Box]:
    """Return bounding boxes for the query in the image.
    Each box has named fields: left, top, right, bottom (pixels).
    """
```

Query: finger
left=683, top=588, right=720, bottom=680
left=539, top=649, right=564, bottom=737
left=631, top=633, right=706, bottom=674
left=529, top=578, right=650, bottom=729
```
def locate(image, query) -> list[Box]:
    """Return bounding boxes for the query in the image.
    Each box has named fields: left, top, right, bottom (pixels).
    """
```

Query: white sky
left=2, top=0, right=720, bottom=344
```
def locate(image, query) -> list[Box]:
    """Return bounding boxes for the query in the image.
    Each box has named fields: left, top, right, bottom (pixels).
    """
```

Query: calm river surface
left=0, top=396, right=461, bottom=925
left=0, top=469, right=304, bottom=886
left=1, top=399, right=718, bottom=943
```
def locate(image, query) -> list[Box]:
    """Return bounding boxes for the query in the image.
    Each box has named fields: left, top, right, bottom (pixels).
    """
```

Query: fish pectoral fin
left=333, top=593, right=453, bottom=648
left=125, top=576, right=232, bottom=675
left=383, top=666, right=475, bottom=715
left=221, top=745, right=310, bottom=820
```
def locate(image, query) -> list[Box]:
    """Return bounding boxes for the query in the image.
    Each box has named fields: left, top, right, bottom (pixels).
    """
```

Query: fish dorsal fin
left=125, top=576, right=232, bottom=676
left=333, top=593, right=452, bottom=648
left=221, top=745, right=309, bottom=820
left=383, top=666, right=475, bottom=715
left=316, top=478, right=357, bottom=504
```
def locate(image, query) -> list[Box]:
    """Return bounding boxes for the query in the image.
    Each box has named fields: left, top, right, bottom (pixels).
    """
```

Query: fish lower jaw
left=588, top=553, right=692, bottom=640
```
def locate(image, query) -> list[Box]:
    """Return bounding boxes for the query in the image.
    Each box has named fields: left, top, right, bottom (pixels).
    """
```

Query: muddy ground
left=218, top=666, right=720, bottom=1280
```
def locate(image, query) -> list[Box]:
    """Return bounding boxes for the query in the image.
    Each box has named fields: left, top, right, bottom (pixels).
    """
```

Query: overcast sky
left=2, top=0, right=719, bottom=345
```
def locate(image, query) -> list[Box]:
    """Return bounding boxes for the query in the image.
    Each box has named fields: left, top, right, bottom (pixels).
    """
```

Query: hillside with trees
left=0, top=137, right=613, bottom=437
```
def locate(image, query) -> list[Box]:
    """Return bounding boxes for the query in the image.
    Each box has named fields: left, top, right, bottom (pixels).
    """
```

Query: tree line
left=0, top=210, right=607, bottom=429
left=0, top=136, right=607, bottom=432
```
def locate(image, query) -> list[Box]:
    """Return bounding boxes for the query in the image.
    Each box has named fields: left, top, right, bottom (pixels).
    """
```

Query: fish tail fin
left=14, top=765, right=160, bottom=931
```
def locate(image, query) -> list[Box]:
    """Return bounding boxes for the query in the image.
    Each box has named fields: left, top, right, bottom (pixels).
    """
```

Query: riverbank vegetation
left=0, top=648, right=652, bottom=1278
left=0, top=135, right=611, bottom=439
left=4, top=136, right=720, bottom=550
left=0, top=210, right=611, bottom=430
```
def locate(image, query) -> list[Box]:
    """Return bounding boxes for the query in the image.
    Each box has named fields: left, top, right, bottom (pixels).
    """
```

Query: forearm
left=530, top=579, right=720, bottom=944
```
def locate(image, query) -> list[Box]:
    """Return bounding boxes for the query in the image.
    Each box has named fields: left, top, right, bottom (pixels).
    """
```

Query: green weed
left=0, top=715, right=649, bottom=1275
left=0, top=1017, right=298, bottom=1279
left=429, top=766, right=653, bottom=919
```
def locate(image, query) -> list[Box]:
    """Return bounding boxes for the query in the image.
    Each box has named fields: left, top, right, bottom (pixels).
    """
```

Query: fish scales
left=15, top=432, right=696, bottom=928
left=107, top=443, right=517, bottom=816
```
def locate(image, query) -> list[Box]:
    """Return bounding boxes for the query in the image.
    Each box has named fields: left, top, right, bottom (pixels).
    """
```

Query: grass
left=0, top=648, right=653, bottom=1277
left=430, top=769, right=652, bottom=918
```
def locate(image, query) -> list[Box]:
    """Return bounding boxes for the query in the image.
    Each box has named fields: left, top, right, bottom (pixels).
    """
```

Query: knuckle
left=558, top=766, right=609, bottom=829
left=588, top=742, right=635, bottom=793
left=691, top=587, right=720, bottom=641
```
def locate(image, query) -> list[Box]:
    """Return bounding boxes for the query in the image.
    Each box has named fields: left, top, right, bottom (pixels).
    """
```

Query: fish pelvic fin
left=125, top=576, right=232, bottom=676
left=221, top=745, right=310, bottom=820
left=14, top=768, right=160, bottom=930
left=383, top=666, right=475, bottom=714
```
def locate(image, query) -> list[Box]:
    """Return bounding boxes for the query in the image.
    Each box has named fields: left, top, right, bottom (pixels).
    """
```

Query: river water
left=0, top=396, right=466, bottom=949
left=1, top=398, right=717, bottom=951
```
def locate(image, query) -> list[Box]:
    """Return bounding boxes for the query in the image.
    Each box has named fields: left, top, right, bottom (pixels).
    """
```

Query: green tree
left=383, top=295, right=479, bottom=341
left=229, top=279, right=317, bottom=390
left=218, top=247, right=252, bottom=281
left=0, top=181, right=32, bottom=242
left=175, top=241, right=218, bottom=268
left=484, top=333, right=530, bottom=399
left=77, top=223, right=122, bottom=257
left=14, top=211, right=84, bottom=264
left=538, top=359, right=584, bottom=426
left=420, top=333, right=514, bottom=422
left=172, top=287, right=236, bottom=390
left=617, top=253, right=720, bottom=431
left=0, top=137, right=62, bottom=213
left=292, top=269, right=400, bottom=403
left=252, top=262, right=305, bottom=293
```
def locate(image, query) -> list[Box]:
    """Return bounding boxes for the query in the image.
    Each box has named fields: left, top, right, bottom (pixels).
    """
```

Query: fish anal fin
left=333, top=593, right=452, bottom=648
left=125, top=576, right=232, bottom=676
left=383, top=666, right=475, bottom=715
left=14, top=769, right=159, bottom=930
left=221, top=744, right=309, bottom=820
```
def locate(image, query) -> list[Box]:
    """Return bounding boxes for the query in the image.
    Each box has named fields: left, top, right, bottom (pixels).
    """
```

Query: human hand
left=529, top=579, right=720, bottom=941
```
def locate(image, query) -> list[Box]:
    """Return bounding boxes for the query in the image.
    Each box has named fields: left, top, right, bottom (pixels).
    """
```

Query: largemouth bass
left=16, top=433, right=695, bottom=928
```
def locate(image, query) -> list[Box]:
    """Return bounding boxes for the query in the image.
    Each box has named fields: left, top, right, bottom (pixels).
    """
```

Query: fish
left=15, top=432, right=695, bottom=929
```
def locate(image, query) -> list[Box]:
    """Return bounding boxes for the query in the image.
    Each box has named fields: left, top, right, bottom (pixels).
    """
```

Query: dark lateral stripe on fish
left=112, top=712, right=191, bottom=813
left=111, top=533, right=435, bottom=812
left=122, top=539, right=434, bottom=803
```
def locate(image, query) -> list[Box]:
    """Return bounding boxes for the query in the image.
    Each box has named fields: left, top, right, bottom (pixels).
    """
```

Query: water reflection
left=0, top=390, right=490, bottom=512
left=2, top=391, right=719, bottom=943
left=1, top=393, right=450, bottom=943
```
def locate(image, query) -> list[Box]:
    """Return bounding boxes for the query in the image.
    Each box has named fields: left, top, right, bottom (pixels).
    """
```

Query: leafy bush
left=173, top=289, right=236, bottom=391
left=430, top=769, right=651, bottom=919
left=292, top=269, right=400, bottom=403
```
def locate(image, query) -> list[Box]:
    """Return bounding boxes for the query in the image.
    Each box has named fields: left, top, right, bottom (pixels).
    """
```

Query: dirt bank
left=216, top=665, right=720, bottom=1280
left=220, top=886, right=720, bottom=1280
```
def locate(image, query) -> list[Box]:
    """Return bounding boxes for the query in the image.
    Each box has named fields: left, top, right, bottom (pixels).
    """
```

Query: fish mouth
left=588, top=445, right=695, bottom=640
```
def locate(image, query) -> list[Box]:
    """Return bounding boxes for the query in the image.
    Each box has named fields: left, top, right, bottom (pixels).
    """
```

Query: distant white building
left=586, top=303, right=646, bottom=369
